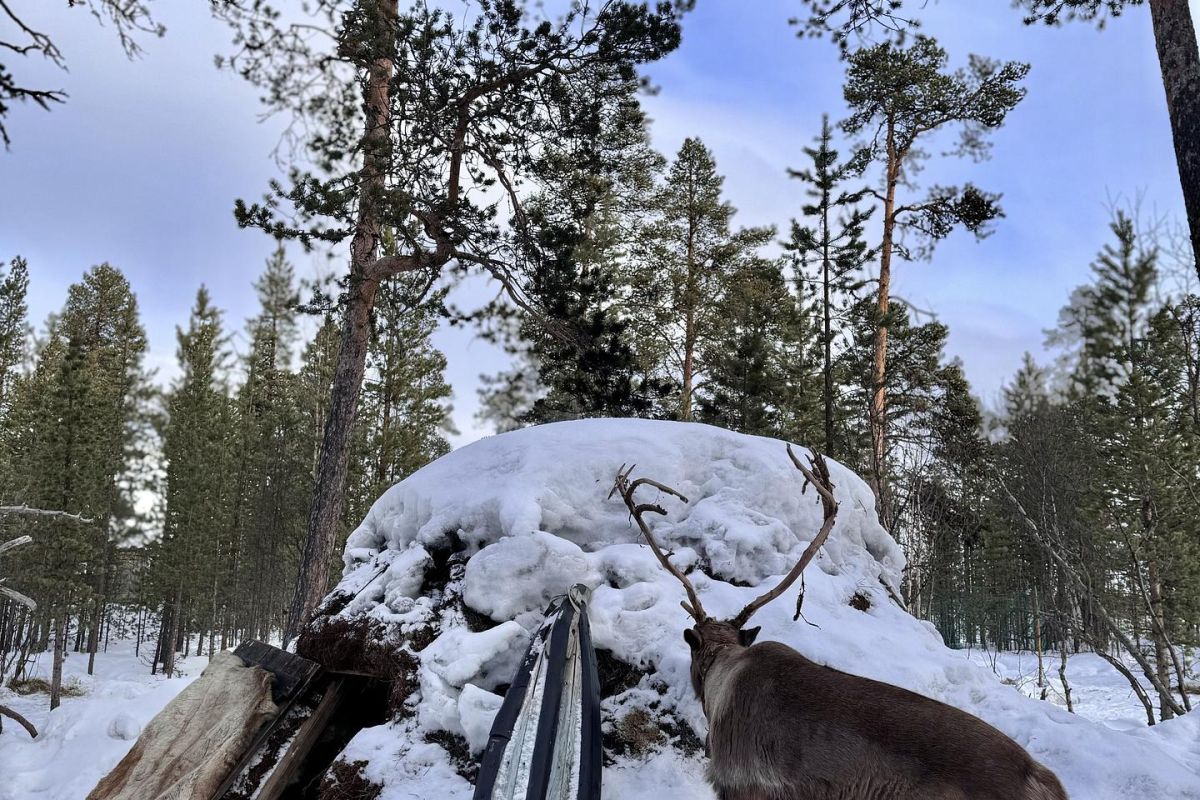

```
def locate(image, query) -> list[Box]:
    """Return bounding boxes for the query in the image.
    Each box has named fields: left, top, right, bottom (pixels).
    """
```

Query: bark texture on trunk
left=50, top=615, right=64, bottom=711
left=1147, top=558, right=1175, bottom=721
left=287, top=276, right=380, bottom=643
left=871, top=122, right=899, bottom=531
left=285, top=3, right=396, bottom=644
left=822, top=200, right=835, bottom=457
left=1148, top=0, right=1200, bottom=281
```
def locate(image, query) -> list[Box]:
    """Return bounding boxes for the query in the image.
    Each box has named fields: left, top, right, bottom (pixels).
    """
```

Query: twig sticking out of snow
left=609, top=464, right=707, bottom=622
left=728, top=446, right=839, bottom=629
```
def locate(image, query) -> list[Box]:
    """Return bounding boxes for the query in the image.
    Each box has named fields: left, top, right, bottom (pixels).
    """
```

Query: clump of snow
left=105, top=712, right=141, bottom=741
left=418, top=622, right=530, bottom=737
left=458, top=684, right=505, bottom=754
left=463, top=532, right=600, bottom=621
left=327, top=419, right=1200, bottom=800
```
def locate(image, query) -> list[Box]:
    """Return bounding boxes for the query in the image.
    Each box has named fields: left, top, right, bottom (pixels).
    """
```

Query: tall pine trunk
left=86, top=539, right=109, bottom=675
left=289, top=277, right=380, bottom=643
left=870, top=120, right=899, bottom=531
left=286, top=4, right=395, bottom=642
left=679, top=221, right=698, bottom=421
left=164, top=589, right=182, bottom=678
left=1148, top=0, right=1200, bottom=279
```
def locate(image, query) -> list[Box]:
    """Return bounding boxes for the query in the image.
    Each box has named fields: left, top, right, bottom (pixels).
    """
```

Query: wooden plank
left=255, top=678, right=347, bottom=800
left=233, top=641, right=322, bottom=706
left=210, top=643, right=325, bottom=800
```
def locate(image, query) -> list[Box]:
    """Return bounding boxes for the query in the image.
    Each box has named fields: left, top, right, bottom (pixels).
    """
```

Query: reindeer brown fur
left=612, top=448, right=1068, bottom=800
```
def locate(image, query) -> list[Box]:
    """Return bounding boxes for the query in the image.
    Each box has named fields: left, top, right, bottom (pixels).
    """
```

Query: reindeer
left=612, top=448, right=1068, bottom=800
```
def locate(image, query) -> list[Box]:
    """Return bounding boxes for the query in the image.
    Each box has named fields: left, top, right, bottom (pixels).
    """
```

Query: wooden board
left=233, top=641, right=322, bottom=706
left=255, top=678, right=347, bottom=800
left=211, top=643, right=327, bottom=799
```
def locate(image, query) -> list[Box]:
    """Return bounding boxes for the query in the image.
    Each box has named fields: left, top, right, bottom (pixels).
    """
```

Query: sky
left=2, top=0, right=1199, bottom=447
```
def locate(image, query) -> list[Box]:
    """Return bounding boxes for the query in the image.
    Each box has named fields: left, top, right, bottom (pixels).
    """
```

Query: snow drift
left=311, top=419, right=1200, bottom=799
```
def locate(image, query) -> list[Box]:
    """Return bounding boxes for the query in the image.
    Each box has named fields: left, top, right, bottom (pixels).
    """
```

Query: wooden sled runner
left=473, top=584, right=602, bottom=800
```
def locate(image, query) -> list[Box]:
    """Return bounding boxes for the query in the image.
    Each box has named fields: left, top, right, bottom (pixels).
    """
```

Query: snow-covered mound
left=318, top=419, right=1200, bottom=799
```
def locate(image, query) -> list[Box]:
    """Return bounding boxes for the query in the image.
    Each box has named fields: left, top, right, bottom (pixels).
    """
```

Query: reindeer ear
left=684, top=628, right=702, bottom=651
left=738, top=626, right=761, bottom=647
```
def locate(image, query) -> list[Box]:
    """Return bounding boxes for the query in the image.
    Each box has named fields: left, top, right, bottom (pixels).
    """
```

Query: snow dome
left=295, top=419, right=1200, bottom=799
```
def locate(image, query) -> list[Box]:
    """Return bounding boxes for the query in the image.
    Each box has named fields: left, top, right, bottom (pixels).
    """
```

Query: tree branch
left=0, top=703, right=37, bottom=738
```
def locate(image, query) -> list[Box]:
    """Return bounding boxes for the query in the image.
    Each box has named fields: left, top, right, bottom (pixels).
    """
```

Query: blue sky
left=2, top=0, right=1198, bottom=444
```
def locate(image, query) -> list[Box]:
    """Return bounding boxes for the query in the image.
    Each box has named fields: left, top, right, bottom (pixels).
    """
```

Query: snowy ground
left=1, top=641, right=1196, bottom=799
left=965, top=647, right=1198, bottom=732
left=2, top=420, right=1198, bottom=799
left=0, top=640, right=206, bottom=800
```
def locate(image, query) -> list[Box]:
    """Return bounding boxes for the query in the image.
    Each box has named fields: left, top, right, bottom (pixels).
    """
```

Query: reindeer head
left=612, top=446, right=839, bottom=702
left=682, top=619, right=759, bottom=699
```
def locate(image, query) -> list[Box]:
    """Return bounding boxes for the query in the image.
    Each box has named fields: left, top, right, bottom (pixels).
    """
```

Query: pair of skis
left=473, top=584, right=602, bottom=800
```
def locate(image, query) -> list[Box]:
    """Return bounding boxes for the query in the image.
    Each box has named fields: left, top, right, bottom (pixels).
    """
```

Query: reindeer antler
left=610, top=464, right=708, bottom=622
left=729, top=445, right=839, bottom=629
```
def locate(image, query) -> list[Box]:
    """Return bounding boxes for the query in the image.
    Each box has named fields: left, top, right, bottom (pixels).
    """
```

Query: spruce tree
left=6, top=264, right=147, bottom=701
left=697, top=257, right=819, bottom=440
left=156, top=287, right=235, bottom=673
left=785, top=115, right=873, bottom=456
left=525, top=191, right=670, bottom=423
left=345, top=276, right=455, bottom=530
left=0, top=258, right=28, bottom=410
left=480, top=89, right=671, bottom=428
left=227, top=250, right=309, bottom=641
left=1003, top=352, right=1052, bottom=419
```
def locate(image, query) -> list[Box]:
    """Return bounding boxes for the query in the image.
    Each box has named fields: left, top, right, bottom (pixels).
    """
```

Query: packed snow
left=0, top=639, right=206, bottom=800
left=2, top=419, right=1198, bottom=799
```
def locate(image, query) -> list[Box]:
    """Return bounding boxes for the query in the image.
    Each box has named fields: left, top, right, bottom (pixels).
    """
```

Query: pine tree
left=840, top=298, right=984, bottom=534
left=785, top=115, right=873, bottom=456
left=628, top=137, right=775, bottom=420
left=214, top=0, right=685, bottom=638
left=798, top=0, right=1200, bottom=283
left=841, top=35, right=1028, bottom=524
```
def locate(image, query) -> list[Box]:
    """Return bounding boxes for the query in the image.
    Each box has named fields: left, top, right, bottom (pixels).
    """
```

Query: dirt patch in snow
left=316, top=760, right=382, bottom=800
